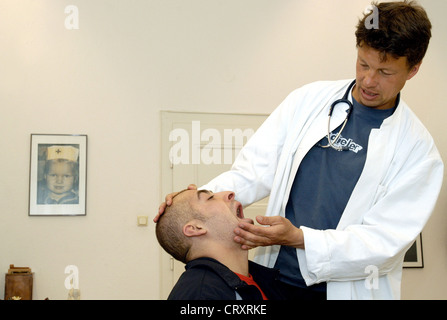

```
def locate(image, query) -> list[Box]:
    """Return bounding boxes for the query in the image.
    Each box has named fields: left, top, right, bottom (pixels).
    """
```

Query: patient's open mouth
left=236, top=203, right=244, bottom=219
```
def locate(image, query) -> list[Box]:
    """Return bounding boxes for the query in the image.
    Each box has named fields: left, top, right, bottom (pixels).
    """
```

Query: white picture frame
left=29, top=134, right=87, bottom=216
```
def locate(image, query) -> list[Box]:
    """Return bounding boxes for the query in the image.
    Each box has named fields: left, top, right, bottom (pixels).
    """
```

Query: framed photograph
left=403, top=233, right=424, bottom=268
left=29, top=134, right=87, bottom=216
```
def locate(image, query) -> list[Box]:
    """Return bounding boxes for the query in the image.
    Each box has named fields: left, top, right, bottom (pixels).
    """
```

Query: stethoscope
left=318, top=80, right=356, bottom=151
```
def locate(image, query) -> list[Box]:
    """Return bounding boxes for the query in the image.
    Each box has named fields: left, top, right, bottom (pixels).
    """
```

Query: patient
left=155, top=189, right=285, bottom=300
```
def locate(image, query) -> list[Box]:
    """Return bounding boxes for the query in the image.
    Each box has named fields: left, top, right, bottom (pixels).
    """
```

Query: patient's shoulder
left=167, top=258, right=238, bottom=300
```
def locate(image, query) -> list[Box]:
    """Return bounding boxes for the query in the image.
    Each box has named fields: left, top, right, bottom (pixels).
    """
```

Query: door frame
left=159, top=110, right=268, bottom=299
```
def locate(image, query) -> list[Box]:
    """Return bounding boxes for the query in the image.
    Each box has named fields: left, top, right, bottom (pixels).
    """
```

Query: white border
left=29, top=134, right=87, bottom=216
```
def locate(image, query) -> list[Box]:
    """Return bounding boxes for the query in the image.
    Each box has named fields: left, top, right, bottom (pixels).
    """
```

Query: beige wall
left=0, top=0, right=445, bottom=299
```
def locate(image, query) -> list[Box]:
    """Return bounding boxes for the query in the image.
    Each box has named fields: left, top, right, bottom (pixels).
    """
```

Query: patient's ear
left=183, top=220, right=207, bottom=237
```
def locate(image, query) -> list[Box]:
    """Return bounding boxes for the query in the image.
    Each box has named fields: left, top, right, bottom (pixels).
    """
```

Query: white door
left=159, top=111, right=268, bottom=299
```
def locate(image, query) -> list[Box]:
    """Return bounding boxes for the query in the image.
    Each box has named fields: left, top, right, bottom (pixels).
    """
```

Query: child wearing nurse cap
left=37, top=145, right=80, bottom=205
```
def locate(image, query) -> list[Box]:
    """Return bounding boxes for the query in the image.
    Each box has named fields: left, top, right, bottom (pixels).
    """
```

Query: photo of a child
left=29, top=134, right=87, bottom=216
left=36, top=145, right=80, bottom=205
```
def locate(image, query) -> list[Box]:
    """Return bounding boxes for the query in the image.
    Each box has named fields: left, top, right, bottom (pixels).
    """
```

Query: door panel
left=160, top=111, right=268, bottom=299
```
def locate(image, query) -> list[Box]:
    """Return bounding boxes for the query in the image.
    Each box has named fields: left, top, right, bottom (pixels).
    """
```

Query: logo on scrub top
left=328, top=133, right=363, bottom=153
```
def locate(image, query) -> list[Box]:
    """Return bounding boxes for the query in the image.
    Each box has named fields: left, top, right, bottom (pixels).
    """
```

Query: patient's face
left=195, top=190, right=244, bottom=221
left=179, top=189, right=245, bottom=241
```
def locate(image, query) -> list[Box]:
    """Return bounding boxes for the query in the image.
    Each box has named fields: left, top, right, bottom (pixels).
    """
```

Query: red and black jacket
left=167, top=257, right=286, bottom=300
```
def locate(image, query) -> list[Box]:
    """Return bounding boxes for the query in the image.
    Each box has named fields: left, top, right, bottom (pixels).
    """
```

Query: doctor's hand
left=234, top=216, right=304, bottom=250
left=154, top=184, right=197, bottom=222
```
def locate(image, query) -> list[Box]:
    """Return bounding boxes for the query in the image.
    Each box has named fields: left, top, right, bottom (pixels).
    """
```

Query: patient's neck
left=190, top=242, right=249, bottom=276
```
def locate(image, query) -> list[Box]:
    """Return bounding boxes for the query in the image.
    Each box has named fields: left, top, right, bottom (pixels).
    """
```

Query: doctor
left=157, top=1, right=443, bottom=300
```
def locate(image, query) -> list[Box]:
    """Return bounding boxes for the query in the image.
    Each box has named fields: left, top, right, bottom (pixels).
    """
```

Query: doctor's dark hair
left=156, top=191, right=205, bottom=264
left=355, top=0, right=432, bottom=69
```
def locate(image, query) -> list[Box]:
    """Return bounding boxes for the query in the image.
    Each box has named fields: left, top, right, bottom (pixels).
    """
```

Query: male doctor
left=157, top=1, right=443, bottom=299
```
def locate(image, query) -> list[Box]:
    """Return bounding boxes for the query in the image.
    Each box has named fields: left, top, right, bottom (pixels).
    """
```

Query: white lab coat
left=202, top=79, right=444, bottom=299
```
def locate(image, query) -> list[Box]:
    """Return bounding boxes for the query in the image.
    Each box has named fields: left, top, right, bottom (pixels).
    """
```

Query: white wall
left=0, top=0, right=445, bottom=299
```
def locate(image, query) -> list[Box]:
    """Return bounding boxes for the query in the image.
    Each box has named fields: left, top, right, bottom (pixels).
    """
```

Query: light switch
left=137, top=215, right=148, bottom=226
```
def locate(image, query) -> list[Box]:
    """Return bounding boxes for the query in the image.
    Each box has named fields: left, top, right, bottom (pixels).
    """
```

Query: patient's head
left=156, top=190, right=245, bottom=263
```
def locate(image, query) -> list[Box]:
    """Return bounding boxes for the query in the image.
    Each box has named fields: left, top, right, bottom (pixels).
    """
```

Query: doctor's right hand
left=154, top=184, right=197, bottom=222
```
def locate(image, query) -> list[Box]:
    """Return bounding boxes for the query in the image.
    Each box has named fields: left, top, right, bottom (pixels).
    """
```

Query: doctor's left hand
left=234, top=216, right=305, bottom=250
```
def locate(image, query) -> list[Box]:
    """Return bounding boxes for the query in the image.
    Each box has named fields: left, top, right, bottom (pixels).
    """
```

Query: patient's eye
left=198, top=190, right=215, bottom=201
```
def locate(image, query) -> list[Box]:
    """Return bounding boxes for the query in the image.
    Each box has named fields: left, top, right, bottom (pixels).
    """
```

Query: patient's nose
left=226, top=191, right=235, bottom=201
left=217, top=191, right=235, bottom=202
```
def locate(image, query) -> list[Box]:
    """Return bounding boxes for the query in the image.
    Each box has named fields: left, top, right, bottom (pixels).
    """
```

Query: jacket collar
left=185, top=257, right=281, bottom=293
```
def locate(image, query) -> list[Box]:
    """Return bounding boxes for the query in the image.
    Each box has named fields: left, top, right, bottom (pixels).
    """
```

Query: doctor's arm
left=235, top=143, right=444, bottom=284
left=199, top=101, right=295, bottom=207
left=189, top=89, right=308, bottom=210
left=300, top=148, right=443, bottom=285
left=155, top=90, right=298, bottom=221
left=155, top=115, right=286, bottom=222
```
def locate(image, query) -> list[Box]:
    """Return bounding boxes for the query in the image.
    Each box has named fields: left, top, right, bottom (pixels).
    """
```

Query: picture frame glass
left=403, top=233, right=423, bottom=268
left=29, top=134, right=87, bottom=216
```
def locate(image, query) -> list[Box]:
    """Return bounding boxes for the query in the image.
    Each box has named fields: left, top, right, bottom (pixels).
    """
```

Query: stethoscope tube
left=319, top=80, right=356, bottom=151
